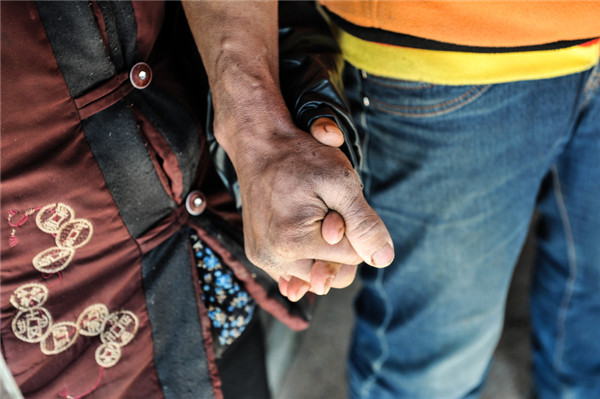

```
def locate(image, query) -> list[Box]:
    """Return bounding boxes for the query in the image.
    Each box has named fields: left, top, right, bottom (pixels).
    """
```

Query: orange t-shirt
left=319, top=1, right=600, bottom=48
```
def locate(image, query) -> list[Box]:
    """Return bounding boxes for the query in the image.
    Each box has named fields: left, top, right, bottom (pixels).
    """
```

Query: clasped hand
left=219, top=114, right=395, bottom=302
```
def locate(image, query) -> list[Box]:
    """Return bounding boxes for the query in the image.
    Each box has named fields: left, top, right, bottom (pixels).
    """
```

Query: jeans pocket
left=363, top=74, right=491, bottom=118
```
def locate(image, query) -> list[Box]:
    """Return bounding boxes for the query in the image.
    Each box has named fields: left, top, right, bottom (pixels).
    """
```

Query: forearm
left=181, top=0, right=393, bottom=286
left=182, top=1, right=290, bottom=157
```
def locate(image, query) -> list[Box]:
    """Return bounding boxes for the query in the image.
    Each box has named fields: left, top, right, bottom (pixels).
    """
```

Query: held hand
left=230, top=116, right=393, bottom=301
left=277, top=260, right=357, bottom=301
left=261, top=259, right=346, bottom=301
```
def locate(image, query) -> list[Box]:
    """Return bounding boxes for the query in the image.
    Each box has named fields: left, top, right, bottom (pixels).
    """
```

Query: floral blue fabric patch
left=189, top=231, right=255, bottom=346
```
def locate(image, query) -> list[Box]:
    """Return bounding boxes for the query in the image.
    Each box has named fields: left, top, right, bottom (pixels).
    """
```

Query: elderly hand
left=221, top=112, right=393, bottom=301
left=182, top=1, right=393, bottom=302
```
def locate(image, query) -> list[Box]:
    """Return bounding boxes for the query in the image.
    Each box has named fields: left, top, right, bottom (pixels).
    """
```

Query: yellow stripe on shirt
left=334, top=25, right=600, bottom=85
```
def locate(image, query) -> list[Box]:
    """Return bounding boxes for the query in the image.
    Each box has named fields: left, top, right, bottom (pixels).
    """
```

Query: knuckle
left=244, top=235, right=279, bottom=270
left=349, top=216, right=384, bottom=243
left=273, top=232, right=304, bottom=260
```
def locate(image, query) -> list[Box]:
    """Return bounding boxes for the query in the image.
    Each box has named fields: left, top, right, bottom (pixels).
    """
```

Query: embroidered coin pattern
left=95, top=342, right=122, bottom=368
left=100, top=311, right=139, bottom=347
left=77, top=304, right=110, bottom=337
left=10, top=283, right=49, bottom=310
left=40, top=321, right=79, bottom=355
left=30, top=202, right=93, bottom=276
left=12, top=307, right=53, bottom=343
left=36, top=203, right=74, bottom=234
left=32, top=247, right=76, bottom=274
left=10, top=294, right=138, bottom=368
left=9, top=202, right=137, bottom=385
left=56, top=219, right=93, bottom=249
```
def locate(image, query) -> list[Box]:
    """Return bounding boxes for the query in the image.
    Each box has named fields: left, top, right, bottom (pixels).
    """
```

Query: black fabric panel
left=142, top=230, right=215, bottom=399
left=324, top=7, right=595, bottom=54
left=82, top=101, right=176, bottom=238
left=216, top=317, right=271, bottom=399
left=97, top=1, right=138, bottom=70
left=129, top=88, right=202, bottom=201
left=35, top=1, right=115, bottom=98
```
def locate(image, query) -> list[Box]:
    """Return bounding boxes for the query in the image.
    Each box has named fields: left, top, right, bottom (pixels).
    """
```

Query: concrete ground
left=269, top=234, right=535, bottom=399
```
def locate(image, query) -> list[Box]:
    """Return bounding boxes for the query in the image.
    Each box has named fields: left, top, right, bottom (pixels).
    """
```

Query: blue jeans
left=344, top=62, right=600, bottom=399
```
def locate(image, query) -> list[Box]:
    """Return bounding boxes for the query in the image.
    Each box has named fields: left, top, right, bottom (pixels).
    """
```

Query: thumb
left=340, top=195, right=395, bottom=268
left=309, top=117, right=345, bottom=148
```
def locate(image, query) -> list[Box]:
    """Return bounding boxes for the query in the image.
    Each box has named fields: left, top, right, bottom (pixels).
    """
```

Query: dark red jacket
left=1, top=1, right=356, bottom=397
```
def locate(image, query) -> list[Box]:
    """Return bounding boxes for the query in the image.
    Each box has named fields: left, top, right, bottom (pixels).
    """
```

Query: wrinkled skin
left=183, top=1, right=394, bottom=301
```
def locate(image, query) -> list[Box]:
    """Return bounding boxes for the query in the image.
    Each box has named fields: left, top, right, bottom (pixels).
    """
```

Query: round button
left=129, top=62, right=152, bottom=89
left=186, top=190, right=207, bottom=216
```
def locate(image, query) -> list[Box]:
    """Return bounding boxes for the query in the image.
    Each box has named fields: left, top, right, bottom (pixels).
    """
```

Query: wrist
left=211, top=83, right=296, bottom=161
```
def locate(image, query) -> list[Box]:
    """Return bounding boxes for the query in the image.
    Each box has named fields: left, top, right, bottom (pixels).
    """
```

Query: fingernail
left=371, top=243, right=394, bottom=267
left=323, top=123, right=337, bottom=133
left=332, top=226, right=344, bottom=245
left=323, top=273, right=335, bottom=295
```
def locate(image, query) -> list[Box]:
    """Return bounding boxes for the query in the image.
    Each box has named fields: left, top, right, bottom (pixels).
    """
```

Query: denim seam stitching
left=359, top=69, right=371, bottom=195
left=359, top=71, right=393, bottom=397
left=583, top=62, right=600, bottom=96
left=360, top=267, right=393, bottom=398
left=369, top=85, right=491, bottom=118
left=580, top=62, right=600, bottom=109
left=550, top=165, right=578, bottom=373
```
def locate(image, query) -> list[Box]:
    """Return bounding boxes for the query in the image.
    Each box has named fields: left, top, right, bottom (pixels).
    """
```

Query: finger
left=277, top=258, right=313, bottom=283
left=336, top=196, right=395, bottom=268
left=321, top=210, right=345, bottom=245
left=263, top=247, right=362, bottom=297
left=310, top=263, right=357, bottom=292
left=309, top=262, right=357, bottom=295
left=286, top=276, right=311, bottom=302
left=263, top=268, right=292, bottom=299
left=329, top=264, right=358, bottom=289
left=310, top=260, right=341, bottom=295
left=278, top=276, right=289, bottom=297
left=305, top=158, right=395, bottom=268
left=275, top=202, right=390, bottom=267
left=272, top=270, right=311, bottom=302
left=309, top=117, right=344, bottom=148
left=267, top=258, right=357, bottom=298
left=299, top=234, right=364, bottom=266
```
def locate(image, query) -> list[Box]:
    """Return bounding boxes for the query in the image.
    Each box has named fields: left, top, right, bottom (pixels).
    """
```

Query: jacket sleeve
left=278, top=0, right=361, bottom=171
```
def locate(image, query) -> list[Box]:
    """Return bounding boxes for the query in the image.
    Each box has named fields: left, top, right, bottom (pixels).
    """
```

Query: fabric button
left=363, top=96, right=370, bottom=107
left=186, top=190, right=207, bottom=216
left=129, top=62, right=152, bottom=89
